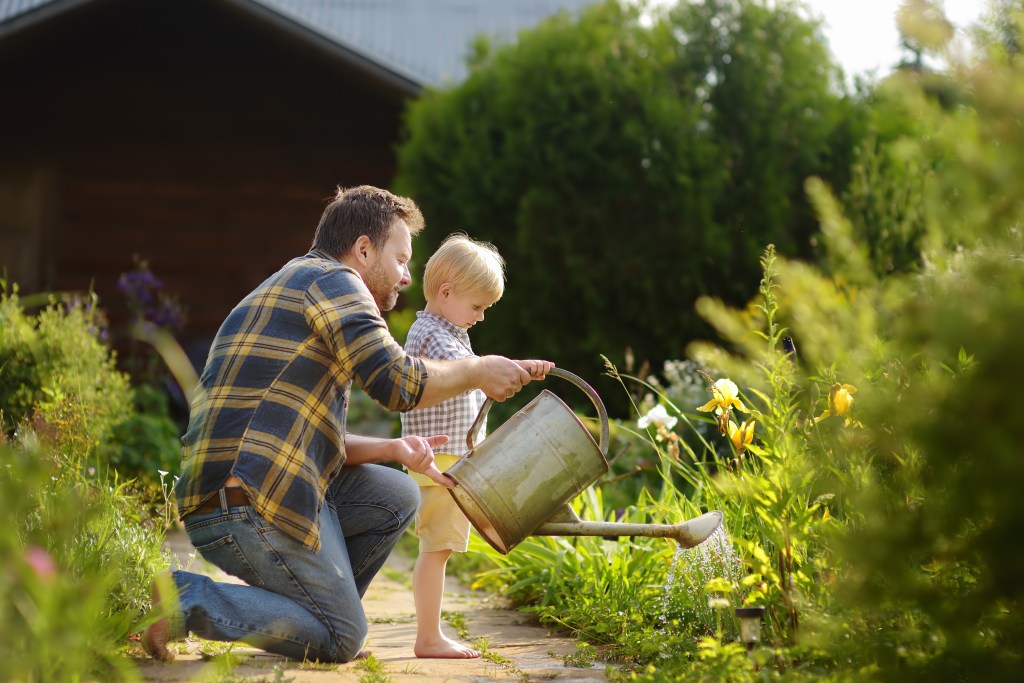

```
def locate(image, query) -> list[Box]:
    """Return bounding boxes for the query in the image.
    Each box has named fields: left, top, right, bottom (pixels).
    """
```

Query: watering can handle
left=466, top=367, right=610, bottom=456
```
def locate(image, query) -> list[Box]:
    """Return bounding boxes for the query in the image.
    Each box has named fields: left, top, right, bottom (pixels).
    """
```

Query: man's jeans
left=170, top=464, right=419, bottom=662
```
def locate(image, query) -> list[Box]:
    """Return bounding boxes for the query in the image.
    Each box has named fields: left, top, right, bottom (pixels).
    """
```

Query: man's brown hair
left=311, top=185, right=425, bottom=257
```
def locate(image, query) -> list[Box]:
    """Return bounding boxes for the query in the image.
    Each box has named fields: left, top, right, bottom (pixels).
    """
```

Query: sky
left=800, top=1, right=988, bottom=80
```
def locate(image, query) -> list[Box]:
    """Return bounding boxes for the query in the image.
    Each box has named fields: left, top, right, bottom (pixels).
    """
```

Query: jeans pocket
left=193, top=534, right=266, bottom=587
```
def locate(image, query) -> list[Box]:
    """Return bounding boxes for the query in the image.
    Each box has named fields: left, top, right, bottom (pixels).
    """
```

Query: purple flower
left=118, top=259, right=164, bottom=312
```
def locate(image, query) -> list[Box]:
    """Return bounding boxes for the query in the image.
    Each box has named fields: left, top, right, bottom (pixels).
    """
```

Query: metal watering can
left=446, top=368, right=724, bottom=555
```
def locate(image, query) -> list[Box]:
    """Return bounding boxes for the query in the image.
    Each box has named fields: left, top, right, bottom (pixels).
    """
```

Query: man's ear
left=352, top=235, right=375, bottom=266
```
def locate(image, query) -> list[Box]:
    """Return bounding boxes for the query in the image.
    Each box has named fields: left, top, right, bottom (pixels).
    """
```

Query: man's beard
left=366, top=263, right=400, bottom=312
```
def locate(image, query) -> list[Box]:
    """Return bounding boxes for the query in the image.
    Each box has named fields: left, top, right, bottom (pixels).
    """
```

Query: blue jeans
left=170, top=464, right=419, bottom=662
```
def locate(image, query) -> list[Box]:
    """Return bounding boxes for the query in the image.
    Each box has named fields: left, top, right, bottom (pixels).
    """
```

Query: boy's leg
left=411, top=487, right=480, bottom=659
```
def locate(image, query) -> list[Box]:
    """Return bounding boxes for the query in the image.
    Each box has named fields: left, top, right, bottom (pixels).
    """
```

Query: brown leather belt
left=192, top=487, right=250, bottom=515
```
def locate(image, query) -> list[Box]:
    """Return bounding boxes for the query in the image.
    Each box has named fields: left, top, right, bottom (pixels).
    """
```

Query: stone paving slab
left=134, top=531, right=608, bottom=682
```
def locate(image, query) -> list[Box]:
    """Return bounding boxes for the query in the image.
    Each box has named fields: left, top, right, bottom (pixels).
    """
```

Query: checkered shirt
left=400, top=311, right=486, bottom=459
left=175, top=250, right=428, bottom=551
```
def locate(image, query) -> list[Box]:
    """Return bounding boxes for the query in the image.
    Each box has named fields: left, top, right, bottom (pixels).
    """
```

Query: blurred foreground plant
left=0, top=439, right=167, bottom=682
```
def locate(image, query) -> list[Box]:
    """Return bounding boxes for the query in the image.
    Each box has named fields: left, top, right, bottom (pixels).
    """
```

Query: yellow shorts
left=416, top=486, right=471, bottom=553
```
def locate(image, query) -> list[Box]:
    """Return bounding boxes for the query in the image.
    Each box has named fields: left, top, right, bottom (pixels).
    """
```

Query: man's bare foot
left=414, top=634, right=481, bottom=659
left=141, top=575, right=175, bottom=661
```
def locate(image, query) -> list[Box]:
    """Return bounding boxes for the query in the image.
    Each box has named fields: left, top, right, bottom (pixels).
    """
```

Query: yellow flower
left=815, top=383, right=857, bottom=424
left=728, top=418, right=756, bottom=454
left=697, top=378, right=750, bottom=415
left=830, top=383, right=856, bottom=415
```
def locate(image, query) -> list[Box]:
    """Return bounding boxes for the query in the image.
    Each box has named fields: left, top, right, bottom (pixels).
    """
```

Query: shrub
left=0, top=287, right=132, bottom=463
left=395, top=0, right=865, bottom=407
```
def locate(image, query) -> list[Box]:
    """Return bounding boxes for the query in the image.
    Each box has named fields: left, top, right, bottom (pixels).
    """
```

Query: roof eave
left=0, top=0, right=426, bottom=100
left=221, top=0, right=424, bottom=100
left=0, top=0, right=106, bottom=40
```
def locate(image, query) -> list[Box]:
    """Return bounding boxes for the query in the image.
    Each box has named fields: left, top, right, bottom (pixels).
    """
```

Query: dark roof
left=0, top=0, right=596, bottom=94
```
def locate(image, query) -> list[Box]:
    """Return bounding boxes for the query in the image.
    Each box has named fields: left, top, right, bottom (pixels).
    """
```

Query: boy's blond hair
left=423, top=233, right=505, bottom=303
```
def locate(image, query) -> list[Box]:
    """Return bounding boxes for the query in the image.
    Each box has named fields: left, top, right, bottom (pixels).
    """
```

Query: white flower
left=638, top=404, right=678, bottom=430
left=157, top=470, right=169, bottom=479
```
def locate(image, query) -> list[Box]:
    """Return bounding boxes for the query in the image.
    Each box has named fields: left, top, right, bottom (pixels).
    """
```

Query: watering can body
left=446, top=368, right=724, bottom=555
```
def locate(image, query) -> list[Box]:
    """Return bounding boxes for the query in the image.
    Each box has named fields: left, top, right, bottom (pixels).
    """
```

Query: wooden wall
left=0, top=0, right=410, bottom=359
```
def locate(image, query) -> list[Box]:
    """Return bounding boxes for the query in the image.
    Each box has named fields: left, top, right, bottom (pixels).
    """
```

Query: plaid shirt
left=400, top=311, right=486, bottom=480
left=175, top=250, right=427, bottom=551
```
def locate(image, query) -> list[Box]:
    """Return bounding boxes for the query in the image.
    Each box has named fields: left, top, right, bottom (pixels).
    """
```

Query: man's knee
left=331, top=625, right=369, bottom=663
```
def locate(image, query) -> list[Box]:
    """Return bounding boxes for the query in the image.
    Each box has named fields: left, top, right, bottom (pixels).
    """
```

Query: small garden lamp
left=734, top=606, right=766, bottom=651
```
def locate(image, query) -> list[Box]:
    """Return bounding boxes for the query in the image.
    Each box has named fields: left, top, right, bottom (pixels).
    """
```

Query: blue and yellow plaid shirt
left=175, top=250, right=427, bottom=551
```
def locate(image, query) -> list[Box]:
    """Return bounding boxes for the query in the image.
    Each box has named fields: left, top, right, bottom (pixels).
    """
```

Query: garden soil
left=135, top=530, right=610, bottom=682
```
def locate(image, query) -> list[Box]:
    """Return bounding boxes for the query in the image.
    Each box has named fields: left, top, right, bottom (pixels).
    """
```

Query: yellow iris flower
left=697, top=378, right=750, bottom=415
left=728, top=418, right=756, bottom=454
left=815, top=383, right=857, bottom=424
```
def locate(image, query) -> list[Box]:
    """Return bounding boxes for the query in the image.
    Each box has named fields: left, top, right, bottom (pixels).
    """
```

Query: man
left=143, top=185, right=551, bottom=662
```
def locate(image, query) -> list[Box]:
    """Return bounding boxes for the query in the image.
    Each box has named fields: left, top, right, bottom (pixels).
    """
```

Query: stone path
left=135, top=531, right=609, bottom=682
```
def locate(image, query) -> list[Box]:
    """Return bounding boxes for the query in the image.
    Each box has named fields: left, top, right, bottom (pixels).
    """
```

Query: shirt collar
left=307, top=249, right=338, bottom=262
left=417, top=310, right=471, bottom=342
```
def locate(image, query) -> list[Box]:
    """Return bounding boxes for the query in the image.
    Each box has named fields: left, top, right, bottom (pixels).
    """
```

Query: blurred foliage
left=838, top=105, right=933, bottom=276
left=101, top=384, right=183, bottom=485
left=0, top=281, right=174, bottom=680
left=394, top=0, right=867, bottom=410
left=1, top=437, right=169, bottom=682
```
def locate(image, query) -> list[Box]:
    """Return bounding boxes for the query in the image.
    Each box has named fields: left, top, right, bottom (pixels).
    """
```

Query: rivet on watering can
left=734, top=606, right=766, bottom=651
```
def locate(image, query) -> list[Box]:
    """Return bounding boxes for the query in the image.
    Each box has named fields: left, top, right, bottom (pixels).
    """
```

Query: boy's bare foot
left=141, top=575, right=175, bottom=661
left=414, top=634, right=481, bottom=659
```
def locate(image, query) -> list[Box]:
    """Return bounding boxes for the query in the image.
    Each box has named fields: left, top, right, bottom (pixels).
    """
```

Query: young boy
left=401, top=233, right=548, bottom=659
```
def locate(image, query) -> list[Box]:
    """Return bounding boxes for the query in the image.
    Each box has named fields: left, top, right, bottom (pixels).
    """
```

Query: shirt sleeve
left=304, top=269, right=427, bottom=411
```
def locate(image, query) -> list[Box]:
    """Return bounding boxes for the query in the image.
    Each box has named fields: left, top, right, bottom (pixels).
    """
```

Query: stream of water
left=661, top=524, right=743, bottom=630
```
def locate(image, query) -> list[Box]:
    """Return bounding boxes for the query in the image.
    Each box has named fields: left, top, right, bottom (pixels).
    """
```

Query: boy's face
left=436, top=285, right=496, bottom=330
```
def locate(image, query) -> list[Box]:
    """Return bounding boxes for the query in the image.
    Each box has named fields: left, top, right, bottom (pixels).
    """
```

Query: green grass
left=354, top=653, right=394, bottom=683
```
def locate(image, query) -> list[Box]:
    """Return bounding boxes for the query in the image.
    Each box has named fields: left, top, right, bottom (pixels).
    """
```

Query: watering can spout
left=532, top=508, right=724, bottom=549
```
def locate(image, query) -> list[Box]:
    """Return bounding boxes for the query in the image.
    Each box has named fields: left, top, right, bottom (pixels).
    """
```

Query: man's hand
left=393, top=434, right=456, bottom=488
left=477, top=356, right=555, bottom=402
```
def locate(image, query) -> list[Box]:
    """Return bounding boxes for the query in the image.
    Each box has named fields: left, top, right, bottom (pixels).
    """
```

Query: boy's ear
left=438, top=282, right=453, bottom=298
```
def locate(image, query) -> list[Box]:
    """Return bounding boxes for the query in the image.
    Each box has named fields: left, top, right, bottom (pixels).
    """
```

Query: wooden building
left=0, top=0, right=591, bottom=354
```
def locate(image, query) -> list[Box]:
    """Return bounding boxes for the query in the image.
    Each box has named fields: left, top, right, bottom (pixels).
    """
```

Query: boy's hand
left=516, top=360, right=555, bottom=379
left=394, top=434, right=456, bottom=489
